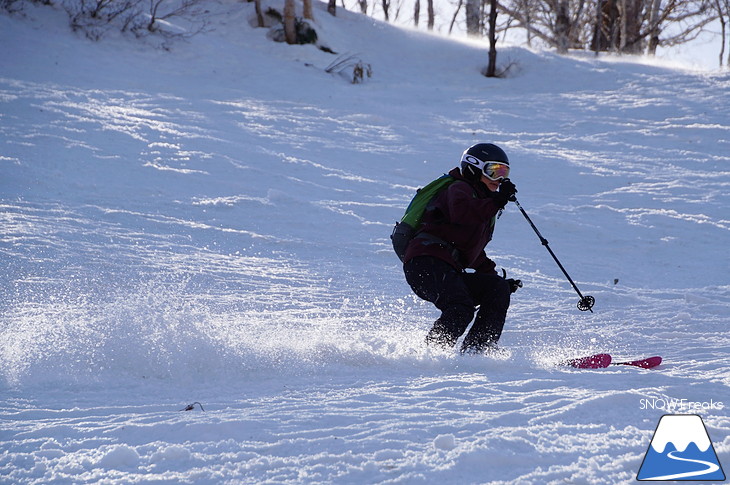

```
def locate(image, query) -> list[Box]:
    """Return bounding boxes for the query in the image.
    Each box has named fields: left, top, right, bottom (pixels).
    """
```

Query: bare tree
left=643, top=0, right=716, bottom=55
left=486, top=0, right=499, bottom=74
left=716, top=0, right=730, bottom=66
left=427, top=0, right=435, bottom=28
left=55, top=0, right=210, bottom=41
left=554, top=0, right=571, bottom=53
left=617, top=0, right=642, bottom=53
left=513, top=0, right=537, bottom=46
left=146, top=0, right=208, bottom=33
left=466, top=0, right=481, bottom=36
left=284, top=0, right=296, bottom=43
left=645, top=0, right=662, bottom=54
left=499, top=0, right=715, bottom=56
left=449, top=0, right=464, bottom=33
left=498, top=0, right=590, bottom=51
left=254, top=0, right=265, bottom=27
left=303, top=0, right=313, bottom=19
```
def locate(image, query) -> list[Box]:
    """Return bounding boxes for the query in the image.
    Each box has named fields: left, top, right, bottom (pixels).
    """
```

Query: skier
left=402, top=143, right=521, bottom=354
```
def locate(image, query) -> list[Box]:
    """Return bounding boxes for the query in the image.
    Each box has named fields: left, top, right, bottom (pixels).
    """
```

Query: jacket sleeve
left=474, top=253, right=497, bottom=274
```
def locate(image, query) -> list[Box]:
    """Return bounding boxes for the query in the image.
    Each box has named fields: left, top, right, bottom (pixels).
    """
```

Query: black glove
left=493, top=178, right=517, bottom=208
left=501, top=268, right=522, bottom=293
left=507, top=278, right=523, bottom=293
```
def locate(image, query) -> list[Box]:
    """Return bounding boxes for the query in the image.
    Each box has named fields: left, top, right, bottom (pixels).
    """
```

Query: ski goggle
left=462, top=154, right=510, bottom=181
left=482, top=162, right=510, bottom=181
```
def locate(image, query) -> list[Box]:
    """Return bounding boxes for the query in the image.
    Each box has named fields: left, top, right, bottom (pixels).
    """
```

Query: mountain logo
left=637, top=414, right=726, bottom=481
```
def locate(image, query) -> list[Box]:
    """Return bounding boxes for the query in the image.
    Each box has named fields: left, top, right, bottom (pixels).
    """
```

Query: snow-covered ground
left=1, top=1, right=728, bottom=483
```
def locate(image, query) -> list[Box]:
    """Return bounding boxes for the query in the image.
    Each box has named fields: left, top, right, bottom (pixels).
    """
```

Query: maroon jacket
left=403, top=168, right=501, bottom=273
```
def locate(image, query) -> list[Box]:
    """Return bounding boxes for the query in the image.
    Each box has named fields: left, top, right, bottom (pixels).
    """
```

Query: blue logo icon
left=637, top=414, right=726, bottom=481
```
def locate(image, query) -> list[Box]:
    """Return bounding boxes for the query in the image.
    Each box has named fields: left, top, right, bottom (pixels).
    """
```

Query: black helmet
left=460, top=143, right=510, bottom=182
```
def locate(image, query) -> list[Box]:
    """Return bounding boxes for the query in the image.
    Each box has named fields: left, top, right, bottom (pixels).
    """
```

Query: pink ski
left=613, top=356, right=662, bottom=369
left=562, top=353, right=662, bottom=369
left=563, top=353, right=612, bottom=368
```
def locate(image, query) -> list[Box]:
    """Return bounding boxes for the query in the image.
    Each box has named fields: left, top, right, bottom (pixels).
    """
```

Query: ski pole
left=512, top=197, right=595, bottom=312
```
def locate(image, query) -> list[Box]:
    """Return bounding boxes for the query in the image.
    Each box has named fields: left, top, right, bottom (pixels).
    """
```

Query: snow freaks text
left=639, top=398, right=725, bottom=412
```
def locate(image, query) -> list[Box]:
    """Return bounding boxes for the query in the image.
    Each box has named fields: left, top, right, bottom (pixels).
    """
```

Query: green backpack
left=390, top=174, right=457, bottom=262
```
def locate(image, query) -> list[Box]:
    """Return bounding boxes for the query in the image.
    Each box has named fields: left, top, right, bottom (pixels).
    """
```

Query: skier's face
left=481, top=174, right=501, bottom=192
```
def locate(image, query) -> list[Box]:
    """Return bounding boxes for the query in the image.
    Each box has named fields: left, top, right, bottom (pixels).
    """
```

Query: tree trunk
left=592, top=0, right=603, bottom=53
left=645, top=0, right=661, bottom=54
left=722, top=12, right=728, bottom=67
left=414, top=0, right=420, bottom=26
left=466, top=0, right=480, bottom=37
left=619, top=0, right=642, bottom=53
left=606, top=0, right=621, bottom=52
left=303, top=0, right=313, bottom=20
left=523, top=0, right=533, bottom=47
left=284, top=0, right=296, bottom=44
left=721, top=16, right=727, bottom=67
left=722, top=0, right=730, bottom=67
left=721, top=0, right=730, bottom=67
left=449, top=0, right=463, bottom=34
left=328, top=0, right=336, bottom=16
left=486, top=0, right=498, bottom=76
left=591, top=0, right=621, bottom=52
left=555, top=0, right=570, bottom=54
left=254, top=0, right=265, bottom=27
left=427, top=0, right=435, bottom=30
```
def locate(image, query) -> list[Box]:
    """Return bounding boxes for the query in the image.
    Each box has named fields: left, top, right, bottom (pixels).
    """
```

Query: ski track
left=1, top=3, right=729, bottom=484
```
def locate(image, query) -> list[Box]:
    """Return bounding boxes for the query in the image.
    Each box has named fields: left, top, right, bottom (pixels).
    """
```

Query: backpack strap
left=414, top=179, right=485, bottom=269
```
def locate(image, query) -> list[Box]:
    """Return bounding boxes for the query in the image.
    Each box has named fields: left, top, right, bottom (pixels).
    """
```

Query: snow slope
left=1, top=1, right=728, bottom=483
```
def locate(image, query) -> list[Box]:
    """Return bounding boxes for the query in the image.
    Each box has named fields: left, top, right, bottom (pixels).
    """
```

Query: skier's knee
left=426, top=306, right=473, bottom=349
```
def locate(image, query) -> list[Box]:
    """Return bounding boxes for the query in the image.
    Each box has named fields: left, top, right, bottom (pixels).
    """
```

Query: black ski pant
left=404, top=255, right=510, bottom=353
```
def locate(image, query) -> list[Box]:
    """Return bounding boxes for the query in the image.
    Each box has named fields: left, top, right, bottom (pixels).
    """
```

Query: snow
left=1, top=1, right=729, bottom=484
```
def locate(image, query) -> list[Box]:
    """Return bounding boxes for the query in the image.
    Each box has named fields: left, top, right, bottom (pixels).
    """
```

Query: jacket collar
left=448, top=167, right=491, bottom=198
